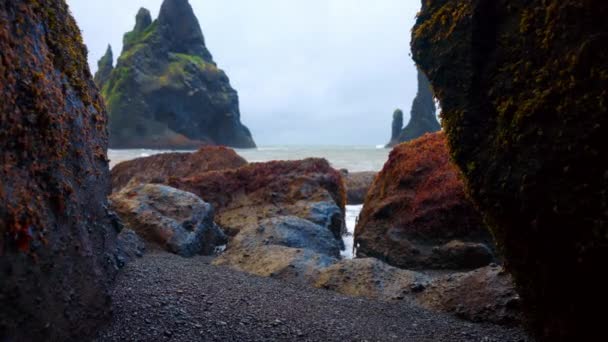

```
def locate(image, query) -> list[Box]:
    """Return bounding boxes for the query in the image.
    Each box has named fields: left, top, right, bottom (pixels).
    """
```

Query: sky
left=67, top=0, right=421, bottom=146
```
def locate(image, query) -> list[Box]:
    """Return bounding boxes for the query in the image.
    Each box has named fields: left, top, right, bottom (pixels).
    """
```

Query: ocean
left=108, top=146, right=390, bottom=259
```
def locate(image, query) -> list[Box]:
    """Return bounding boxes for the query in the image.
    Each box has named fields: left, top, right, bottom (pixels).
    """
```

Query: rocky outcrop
left=169, top=158, right=346, bottom=239
left=417, top=266, right=521, bottom=326
left=94, top=45, right=113, bottom=90
left=102, top=0, right=256, bottom=149
left=387, top=69, right=440, bottom=147
left=111, top=146, right=247, bottom=192
left=0, top=1, right=118, bottom=340
left=412, top=1, right=607, bottom=340
left=342, top=171, right=377, bottom=205
left=355, top=133, right=495, bottom=270
left=115, top=229, right=146, bottom=267
left=110, top=183, right=227, bottom=256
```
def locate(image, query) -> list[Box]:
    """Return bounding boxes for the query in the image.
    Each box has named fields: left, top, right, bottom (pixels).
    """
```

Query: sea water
left=108, top=146, right=389, bottom=259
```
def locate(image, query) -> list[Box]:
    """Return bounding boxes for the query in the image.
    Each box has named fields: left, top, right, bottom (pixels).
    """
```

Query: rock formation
left=111, top=146, right=247, bottom=192
left=101, top=0, right=256, bottom=149
left=110, top=183, right=227, bottom=256
left=168, top=158, right=346, bottom=239
left=0, top=1, right=118, bottom=340
left=342, top=170, right=377, bottom=205
left=412, top=1, right=608, bottom=340
left=94, top=45, right=113, bottom=89
left=387, top=69, right=440, bottom=147
left=355, top=133, right=495, bottom=270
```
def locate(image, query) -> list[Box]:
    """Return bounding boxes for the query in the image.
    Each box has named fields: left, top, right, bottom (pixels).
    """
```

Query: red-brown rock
left=355, top=133, right=494, bottom=270
left=343, top=171, right=377, bottom=205
left=111, top=146, right=247, bottom=192
left=169, top=158, right=346, bottom=239
left=0, top=1, right=117, bottom=340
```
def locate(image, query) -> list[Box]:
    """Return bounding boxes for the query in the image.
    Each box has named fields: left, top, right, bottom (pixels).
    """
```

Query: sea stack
left=94, top=44, right=114, bottom=89
left=0, top=1, right=118, bottom=340
left=412, top=0, right=608, bottom=340
left=99, top=0, right=256, bottom=149
left=387, top=69, right=440, bottom=147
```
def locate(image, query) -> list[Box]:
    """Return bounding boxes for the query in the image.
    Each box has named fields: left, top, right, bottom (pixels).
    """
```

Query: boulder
left=314, top=258, right=429, bottom=300
left=169, top=158, right=346, bottom=239
left=355, top=133, right=495, bottom=270
left=0, top=1, right=117, bottom=340
left=115, top=229, right=146, bottom=268
left=227, top=216, right=342, bottom=258
left=102, top=0, right=256, bottom=148
left=342, top=171, right=377, bottom=205
left=412, top=0, right=608, bottom=339
left=417, top=266, right=521, bottom=326
left=386, top=69, right=440, bottom=147
left=213, top=245, right=337, bottom=283
left=111, top=146, right=247, bottom=192
left=110, top=183, right=227, bottom=256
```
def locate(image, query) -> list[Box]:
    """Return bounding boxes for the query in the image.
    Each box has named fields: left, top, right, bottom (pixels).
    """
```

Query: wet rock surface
left=111, top=146, right=247, bottom=192
left=412, top=0, right=608, bottom=339
left=0, top=1, right=117, bottom=340
left=356, top=133, right=495, bottom=270
left=110, top=183, right=227, bottom=256
left=342, top=171, right=377, bottom=205
left=96, top=252, right=530, bottom=342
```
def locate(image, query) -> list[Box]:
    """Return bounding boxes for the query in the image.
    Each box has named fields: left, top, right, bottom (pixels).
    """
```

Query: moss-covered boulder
left=101, top=0, right=256, bottom=149
left=412, top=0, right=608, bottom=340
left=0, top=1, right=118, bottom=340
left=387, top=69, right=440, bottom=147
left=356, top=133, right=495, bottom=270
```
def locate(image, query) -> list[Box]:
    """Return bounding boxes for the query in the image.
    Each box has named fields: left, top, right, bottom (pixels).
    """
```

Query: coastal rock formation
left=342, top=171, right=377, bottom=205
left=0, top=1, right=118, bottom=340
left=111, top=146, right=247, bottom=192
left=417, top=266, right=521, bottom=326
left=101, top=0, right=256, bottom=149
left=115, top=229, right=146, bottom=267
left=110, top=183, right=227, bottom=256
left=94, top=45, right=113, bottom=89
left=387, top=69, right=440, bottom=147
left=412, top=1, right=607, bottom=339
left=355, top=133, right=495, bottom=270
left=169, top=158, right=346, bottom=239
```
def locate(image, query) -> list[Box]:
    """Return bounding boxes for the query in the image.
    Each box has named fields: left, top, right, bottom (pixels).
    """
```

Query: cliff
left=387, top=69, right=440, bottom=147
left=101, top=0, right=256, bottom=149
left=0, top=0, right=118, bottom=340
left=412, top=0, right=608, bottom=340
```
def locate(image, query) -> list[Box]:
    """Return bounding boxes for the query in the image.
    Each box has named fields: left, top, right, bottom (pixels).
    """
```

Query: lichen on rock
left=0, top=0, right=118, bottom=339
left=412, top=0, right=608, bottom=340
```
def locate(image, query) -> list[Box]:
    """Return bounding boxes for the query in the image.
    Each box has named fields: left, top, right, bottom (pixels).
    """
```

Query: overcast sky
left=67, top=0, right=420, bottom=146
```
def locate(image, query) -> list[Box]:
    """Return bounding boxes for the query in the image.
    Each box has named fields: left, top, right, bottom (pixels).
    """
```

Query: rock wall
left=101, top=0, right=256, bottom=149
left=0, top=1, right=117, bottom=340
left=412, top=0, right=608, bottom=340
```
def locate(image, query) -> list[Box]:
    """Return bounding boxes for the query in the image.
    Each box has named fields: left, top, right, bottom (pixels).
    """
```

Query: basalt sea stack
left=387, top=69, right=440, bottom=147
left=0, top=1, right=118, bottom=340
left=412, top=0, right=607, bottom=340
left=96, top=0, right=256, bottom=149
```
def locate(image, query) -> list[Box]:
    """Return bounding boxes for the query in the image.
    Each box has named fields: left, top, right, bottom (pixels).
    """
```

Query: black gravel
left=96, top=252, right=531, bottom=342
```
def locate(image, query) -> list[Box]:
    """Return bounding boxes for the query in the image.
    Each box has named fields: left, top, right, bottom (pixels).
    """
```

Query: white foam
left=341, top=204, right=363, bottom=259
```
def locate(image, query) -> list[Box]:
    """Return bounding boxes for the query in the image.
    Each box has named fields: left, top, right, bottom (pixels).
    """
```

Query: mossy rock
left=100, top=0, right=256, bottom=148
left=412, top=0, right=608, bottom=340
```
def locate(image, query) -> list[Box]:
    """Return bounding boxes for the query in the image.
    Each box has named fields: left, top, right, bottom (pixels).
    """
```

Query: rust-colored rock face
left=355, top=133, right=494, bottom=270
left=412, top=0, right=608, bottom=340
left=111, top=146, right=247, bottom=192
left=0, top=1, right=117, bottom=340
left=169, top=158, right=346, bottom=238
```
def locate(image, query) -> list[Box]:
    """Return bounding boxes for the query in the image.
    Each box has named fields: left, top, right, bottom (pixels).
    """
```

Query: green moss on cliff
left=412, top=0, right=608, bottom=340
